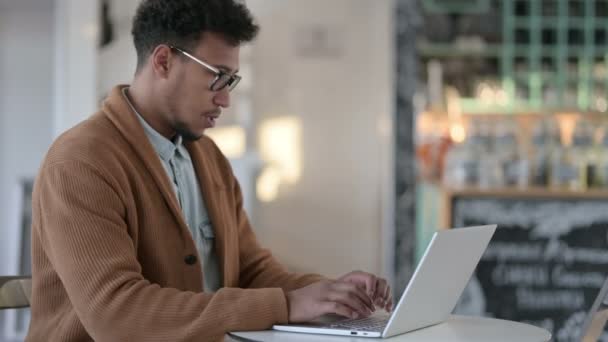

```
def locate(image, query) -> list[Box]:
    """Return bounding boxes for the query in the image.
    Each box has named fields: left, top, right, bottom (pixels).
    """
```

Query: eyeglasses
left=170, top=46, right=241, bottom=92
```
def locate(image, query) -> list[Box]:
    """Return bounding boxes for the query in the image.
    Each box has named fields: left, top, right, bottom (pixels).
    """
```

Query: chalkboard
left=451, top=196, right=608, bottom=342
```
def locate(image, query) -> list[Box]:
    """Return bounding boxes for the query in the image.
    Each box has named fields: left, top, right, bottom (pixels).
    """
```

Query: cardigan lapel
left=185, top=141, right=237, bottom=288
left=102, top=84, right=237, bottom=287
left=101, top=85, right=191, bottom=239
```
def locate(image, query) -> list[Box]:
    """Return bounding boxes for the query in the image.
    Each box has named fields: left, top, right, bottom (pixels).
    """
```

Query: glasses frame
left=169, top=45, right=241, bottom=92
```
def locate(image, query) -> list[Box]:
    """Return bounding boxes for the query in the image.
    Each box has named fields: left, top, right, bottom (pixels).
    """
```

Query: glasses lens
left=211, top=74, right=232, bottom=91
left=228, top=75, right=241, bottom=91
left=210, top=74, right=241, bottom=92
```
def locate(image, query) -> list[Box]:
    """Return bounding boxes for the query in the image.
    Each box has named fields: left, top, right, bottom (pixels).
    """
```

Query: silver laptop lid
left=383, top=224, right=496, bottom=338
left=579, top=275, right=608, bottom=341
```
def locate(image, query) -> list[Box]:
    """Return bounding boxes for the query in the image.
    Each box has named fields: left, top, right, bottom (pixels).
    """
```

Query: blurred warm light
left=450, top=123, right=466, bottom=143
left=495, top=89, right=508, bottom=106
left=477, top=83, right=495, bottom=105
left=474, top=83, right=508, bottom=106
left=555, top=113, right=579, bottom=146
left=596, top=97, right=608, bottom=112
left=205, top=126, right=246, bottom=158
left=256, top=166, right=282, bottom=202
left=446, top=87, right=462, bottom=119
left=259, top=116, right=302, bottom=184
left=416, top=111, right=434, bottom=136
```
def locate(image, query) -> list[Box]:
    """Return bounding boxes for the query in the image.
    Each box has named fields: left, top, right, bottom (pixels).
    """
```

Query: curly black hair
left=132, top=0, right=259, bottom=70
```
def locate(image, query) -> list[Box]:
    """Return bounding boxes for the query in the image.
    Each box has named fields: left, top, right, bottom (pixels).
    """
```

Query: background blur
left=2, top=0, right=608, bottom=341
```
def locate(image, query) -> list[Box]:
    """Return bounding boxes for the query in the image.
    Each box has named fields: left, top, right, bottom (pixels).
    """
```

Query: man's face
left=162, top=32, right=240, bottom=141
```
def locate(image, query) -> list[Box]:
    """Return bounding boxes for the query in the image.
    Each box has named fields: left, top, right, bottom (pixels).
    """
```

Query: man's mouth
left=204, top=111, right=221, bottom=128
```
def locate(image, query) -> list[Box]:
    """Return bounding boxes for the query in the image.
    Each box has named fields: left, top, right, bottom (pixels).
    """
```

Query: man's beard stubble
left=172, top=120, right=204, bottom=142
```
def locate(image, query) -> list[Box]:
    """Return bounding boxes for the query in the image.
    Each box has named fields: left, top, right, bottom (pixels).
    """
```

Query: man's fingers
left=386, top=297, right=394, bottom=312
left=373, top=279, right=387, bottom=304
left=370, top=276, right=379, bottom=298
left=328, top=291, right=371, bottom=317
left=321, top=302, right=358, bottom=319
left=337, top=282, right=375, bottom=311
left=328, top=283, right=373, bottom=316
left=363, top=273, right=377, bottom=298
left=371, top=279, right=391, bottom=311
left=340, top=271, right=377, bottom=298
left=383, top=285, right=392, bottom=310
left=337, top=272, right=393, bottom=311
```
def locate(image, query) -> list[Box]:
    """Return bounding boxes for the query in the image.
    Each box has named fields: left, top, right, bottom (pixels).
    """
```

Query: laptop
left=579, top=274, right=608, bottom=341
left=273, top=224, right=497, bottom=338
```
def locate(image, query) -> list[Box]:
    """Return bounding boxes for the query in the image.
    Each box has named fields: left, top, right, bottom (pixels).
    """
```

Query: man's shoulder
left=43, top=111, right=125, bottom=169
left=197, top=134, right=221, bottom=154
left=193, top=134, right=232, bottom=169
left=188, top=134, right=236, bottom=186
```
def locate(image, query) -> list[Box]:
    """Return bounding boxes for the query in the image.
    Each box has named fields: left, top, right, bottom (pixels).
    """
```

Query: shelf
left=422, top=0, right=491, bottom=14
left=421, top=109, right=608, bottom=119
left=419, top=42, right=608, bottom=59
left=443, top=186, right=608, bottom=199
left=513, top=72, right=608, bottom=82
left=456, top=98, right=606, bottom=114
left=418, top=42, right=502, bottom=58
left=513, top=17, right=608, bottom=29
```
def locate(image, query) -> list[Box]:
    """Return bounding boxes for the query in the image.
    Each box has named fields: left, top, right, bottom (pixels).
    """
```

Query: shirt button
left=184, top=254, right=198, bottom=265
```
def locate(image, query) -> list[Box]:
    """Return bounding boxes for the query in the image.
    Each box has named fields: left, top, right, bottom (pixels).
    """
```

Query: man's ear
left=150, top=45, right=173, bottom=79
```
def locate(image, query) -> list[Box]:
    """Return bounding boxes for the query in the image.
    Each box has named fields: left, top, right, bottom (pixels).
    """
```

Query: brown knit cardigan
left=26, top=85, right=323, bottom=342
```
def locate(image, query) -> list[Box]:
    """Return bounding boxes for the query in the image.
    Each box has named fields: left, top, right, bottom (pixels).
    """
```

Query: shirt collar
left=122, top=87, right=190, bottom=162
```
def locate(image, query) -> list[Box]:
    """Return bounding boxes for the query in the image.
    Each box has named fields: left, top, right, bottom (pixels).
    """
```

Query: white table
left=228, top=315, right=551, bottom=342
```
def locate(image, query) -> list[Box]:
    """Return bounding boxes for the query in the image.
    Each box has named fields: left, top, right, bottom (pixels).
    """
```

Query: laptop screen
left=579, top=277, right=608, bottom=341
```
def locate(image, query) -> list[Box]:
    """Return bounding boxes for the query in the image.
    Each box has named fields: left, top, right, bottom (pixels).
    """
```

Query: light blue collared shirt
left=123, top=87, right=221, bottom=292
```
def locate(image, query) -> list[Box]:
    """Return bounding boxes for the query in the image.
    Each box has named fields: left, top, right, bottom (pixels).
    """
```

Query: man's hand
left=286, top=280, right=375, bottom=323
left=338, top=271, right=393, bottom=312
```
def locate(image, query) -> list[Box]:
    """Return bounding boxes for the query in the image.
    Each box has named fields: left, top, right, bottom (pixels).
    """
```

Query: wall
left=0, top=5, right=55, bottom=339
left=97, top=0, right=138, bottom=98
left=53, top=0, right=99, bottom=136
left=247, top=0, right=395, bottom=279
left=0, top=5, right=54, bottom=277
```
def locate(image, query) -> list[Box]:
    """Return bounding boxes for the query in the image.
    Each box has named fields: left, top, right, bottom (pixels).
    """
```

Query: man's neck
left=126, top=82, right=176, bottom=140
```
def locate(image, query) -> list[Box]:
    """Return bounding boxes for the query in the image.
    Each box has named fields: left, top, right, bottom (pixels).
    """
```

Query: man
left=26, top=1, right=392, bottom=341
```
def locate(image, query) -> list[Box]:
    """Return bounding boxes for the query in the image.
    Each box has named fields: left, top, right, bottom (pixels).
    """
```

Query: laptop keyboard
left=328, top=314, right=390, bottom=332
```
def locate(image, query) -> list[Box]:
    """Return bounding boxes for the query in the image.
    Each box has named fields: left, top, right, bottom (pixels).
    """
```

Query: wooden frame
left=441, top=186, right=608, bottom=228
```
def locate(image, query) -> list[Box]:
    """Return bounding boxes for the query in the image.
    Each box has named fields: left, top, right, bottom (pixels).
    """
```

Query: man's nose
left=213, top=88, right=231, bottom=108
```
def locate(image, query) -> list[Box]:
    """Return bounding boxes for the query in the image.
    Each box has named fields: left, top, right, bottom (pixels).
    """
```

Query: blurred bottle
left=550, top=119, right=594, bottom=190
left=530, top=118, right=559, bottom=187
left=593, top=124, right=608, bottom=187
left=436, top=129, right=453, bottom=182
left=571, top=120, right=596, bottom=190
left=477, top=120, right=502, bottom=189
left=416, top=131, right=438, bottom=180
left=416, top=124, right=453, bottom=182
left=495, top=120, right=529, bottom=188
left=443, top=120, right=481, bottom=188
left=442, top=142, right=468, bottom=188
